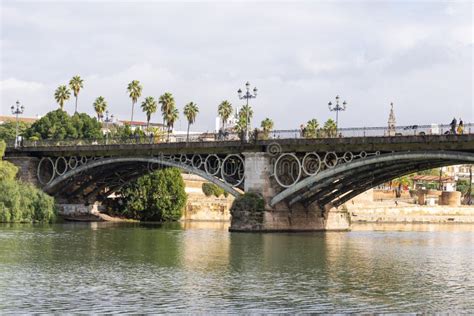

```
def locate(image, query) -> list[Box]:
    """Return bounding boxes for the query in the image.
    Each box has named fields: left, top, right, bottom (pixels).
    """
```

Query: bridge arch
left=43, top=156, right=243, bottom=201
left=270, top=151, right=474, bottom=207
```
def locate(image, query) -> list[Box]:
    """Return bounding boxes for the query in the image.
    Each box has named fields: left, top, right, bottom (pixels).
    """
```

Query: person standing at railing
left=450, top=117, right=457, bottom=134
left=457, top=118, right=464, bottom=135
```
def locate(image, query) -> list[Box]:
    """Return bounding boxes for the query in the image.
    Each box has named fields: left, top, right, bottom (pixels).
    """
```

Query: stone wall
left=5, top=156, right=40, bottom=186
left=182, top=174, right=233, bottom=221
left=349, top=205, right=474, bottom=223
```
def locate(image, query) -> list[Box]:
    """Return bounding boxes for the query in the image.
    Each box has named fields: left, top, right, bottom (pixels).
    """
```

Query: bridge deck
left=5, top=134, right=474, bottom=157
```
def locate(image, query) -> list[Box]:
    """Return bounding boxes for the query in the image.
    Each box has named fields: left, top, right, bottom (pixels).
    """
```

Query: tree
left=0, top=140, right=56, bottom=223
left=159, top=92, right=175, bottom=128
left=323, top=118, right=337, bottom=137
left=235, top=105, right=253, bottom=139
left=140, top=96, right=158, bottom=129
left=117, top=168, right=187, bottom=221
left=93, top=96, right=107, bottom=121
left=166, top=107, right=179, bottom=141
left=0, top=141, right=18, bottom=181
left=69, top=75, right=84, bottom=113
left=25, top=110, right=102, bottom=140
left=127, top=80, right=143, bottom=123
left=305, top=119, right=319, bottom=138
left=54, top=85, right=71, bottom=110
left=0, top=121, right=31, bottom=142
left=260, top=118, right=274, bottom=139
left=217, top=100, right=233, bottom=131
left=183, top=102, right=199, bottom=142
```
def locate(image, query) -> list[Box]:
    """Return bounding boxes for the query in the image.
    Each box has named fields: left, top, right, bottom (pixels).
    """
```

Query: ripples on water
left=0, top=222, right=473, bottom=313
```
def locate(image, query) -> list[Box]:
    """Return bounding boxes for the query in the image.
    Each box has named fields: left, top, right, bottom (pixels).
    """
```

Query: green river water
left=0, top=222, right=473, bottom=313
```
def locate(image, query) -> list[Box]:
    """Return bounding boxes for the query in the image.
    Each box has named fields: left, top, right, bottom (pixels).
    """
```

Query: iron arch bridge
left=269, top=150, right=474, bottom=209
left=36, top=153, right=245, bottom=203
left=5, top=133, right=474, bottom=209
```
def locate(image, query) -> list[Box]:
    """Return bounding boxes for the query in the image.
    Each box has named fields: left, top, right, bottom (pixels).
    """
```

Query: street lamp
left=10, top=100, right=25, bottom=148
left=237, top=81, right=258, bottom=142
left=103, top=110, right=114, bottom=145
left=328, top=95, right=347, bottom=135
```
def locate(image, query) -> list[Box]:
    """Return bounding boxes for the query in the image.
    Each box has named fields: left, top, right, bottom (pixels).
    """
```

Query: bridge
left=5, top=130, right=474, bottom=232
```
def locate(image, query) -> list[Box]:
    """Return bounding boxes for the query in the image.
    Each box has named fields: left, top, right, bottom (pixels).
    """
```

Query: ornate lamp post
left=10, top=100, right=25, bottom=148
left=103, top=110, right=114, bottom=145
left=328, top=95, right=347, bottom=134
left=237, top=81, right=258, bottom=142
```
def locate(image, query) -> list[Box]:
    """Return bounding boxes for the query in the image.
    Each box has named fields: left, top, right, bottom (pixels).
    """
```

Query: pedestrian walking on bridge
left=450, top=117, right=457, bottom=134
left=457, top=118, right=464, bottom=135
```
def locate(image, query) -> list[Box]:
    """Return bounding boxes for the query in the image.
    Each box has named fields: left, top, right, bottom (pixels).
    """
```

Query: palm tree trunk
left=130, top=101, right=135, bottom=124
left=75, top=96, right=78, bottom=113
left=186, top=122, right=190, bottom=142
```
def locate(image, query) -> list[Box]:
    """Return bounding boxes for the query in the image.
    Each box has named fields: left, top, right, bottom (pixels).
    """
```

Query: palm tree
left=183, top=102, right=199, bottom=142
left=235, top=105, right=254, bottom=140
left=54, top=85, right=71, bottom=110
left=260, top=118, right=274, bottom=139
left=93, top=96, right=107, bottom=121
left=324, top=118, right=337, bottom=137
left=217, top=100, right=233, bottom=131
left=140, top=96, right=157, bottom=129
left=305, top=119, right=319, bottom=138
left=127, top=80, right=143, bottom=124
left=166, top=107, right=179, bottom=141
left=69, top=76, right=84, bottom=113
left=159, top=92, right=175, bottom=129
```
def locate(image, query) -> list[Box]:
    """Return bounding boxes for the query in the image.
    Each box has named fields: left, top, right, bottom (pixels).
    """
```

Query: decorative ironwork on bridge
left=268, top=144, right=381, bottom=188
left=37, top=153, right=245, bottom=190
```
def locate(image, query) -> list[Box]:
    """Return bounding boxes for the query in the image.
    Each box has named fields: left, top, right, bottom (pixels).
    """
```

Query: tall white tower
left=387, top=102, right=396, bottom=136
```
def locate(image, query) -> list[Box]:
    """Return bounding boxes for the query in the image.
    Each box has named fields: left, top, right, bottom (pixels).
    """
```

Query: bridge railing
left=270, top=123, right=473, bottom=139
left=5, top=123, right=472, bottom=148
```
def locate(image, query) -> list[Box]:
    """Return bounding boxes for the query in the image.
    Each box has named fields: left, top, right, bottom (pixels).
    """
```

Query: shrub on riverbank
left=0, top=180, right=56, bottom=223
left=230, top=193, right=265, bottom=228
left=115, top=168, right=187, bottom=221
left=202, top=182, right=227, bottom=197
left=0, top=141, right=56, bottom=223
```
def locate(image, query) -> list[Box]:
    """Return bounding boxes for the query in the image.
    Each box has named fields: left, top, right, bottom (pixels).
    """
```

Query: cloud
left=1, top=1, right=472, bottom=129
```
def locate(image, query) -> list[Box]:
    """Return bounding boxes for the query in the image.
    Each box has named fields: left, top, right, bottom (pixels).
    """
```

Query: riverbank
left=348, top=203, right=474, bottom=223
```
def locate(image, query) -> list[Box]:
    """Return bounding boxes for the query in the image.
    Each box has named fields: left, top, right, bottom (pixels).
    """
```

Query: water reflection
left=0, top=222, right=472, bottom=313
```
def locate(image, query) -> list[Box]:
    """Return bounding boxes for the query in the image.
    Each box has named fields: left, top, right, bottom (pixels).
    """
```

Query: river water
left=0, top=222, right=473, bottom=313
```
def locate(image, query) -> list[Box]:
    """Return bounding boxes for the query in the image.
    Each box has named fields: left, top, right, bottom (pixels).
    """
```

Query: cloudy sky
left=1, top=0, right=472, bottom=131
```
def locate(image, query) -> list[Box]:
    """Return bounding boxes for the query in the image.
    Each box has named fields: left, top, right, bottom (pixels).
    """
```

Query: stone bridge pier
left=230, top=152, right=350, bottom=232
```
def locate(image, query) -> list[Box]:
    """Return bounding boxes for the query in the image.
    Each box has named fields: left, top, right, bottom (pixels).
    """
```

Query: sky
left=0, top=0, right=472, bottom=132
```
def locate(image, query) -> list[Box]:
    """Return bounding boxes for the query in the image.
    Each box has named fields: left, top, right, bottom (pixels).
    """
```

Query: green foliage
left=0, top=121, right=31, bottom=142
left=25, top=110, right=102, bottom=140
left=230, top=193, right=265, bottom=215
left=117, top=168, right=187, bottom=221
left=305, top=119, right=319, bottom=138
left=93, top=96, right=107, bottom=120
left=260, top=118, right=274, bottom=139
left=235, top=105, right=253, bottom=139
left=184, top=102, right=199, bottom=141
left=54, top=85, right=71, bottom=110
left=323, top=119, right=337, bottom=137
left=69, top=75, right=84, bottom=113
left=0, top=141, right=18, bottom=181
left=218, top=100, right=233, bottom=130
left=127, top=80, right=143, bottom=122
left=141, top=96, right=158, bottom=127
left=202, top=182, right=225, bottom=197
left=0, top=179, right=56, bottom=223
left=457, top=179, right=473, bottom=195
left=69, top=75, right=84, bottom=97
left=417, top=168, right=442, bottom=176
left=0, top=141, right=56, bottom=223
